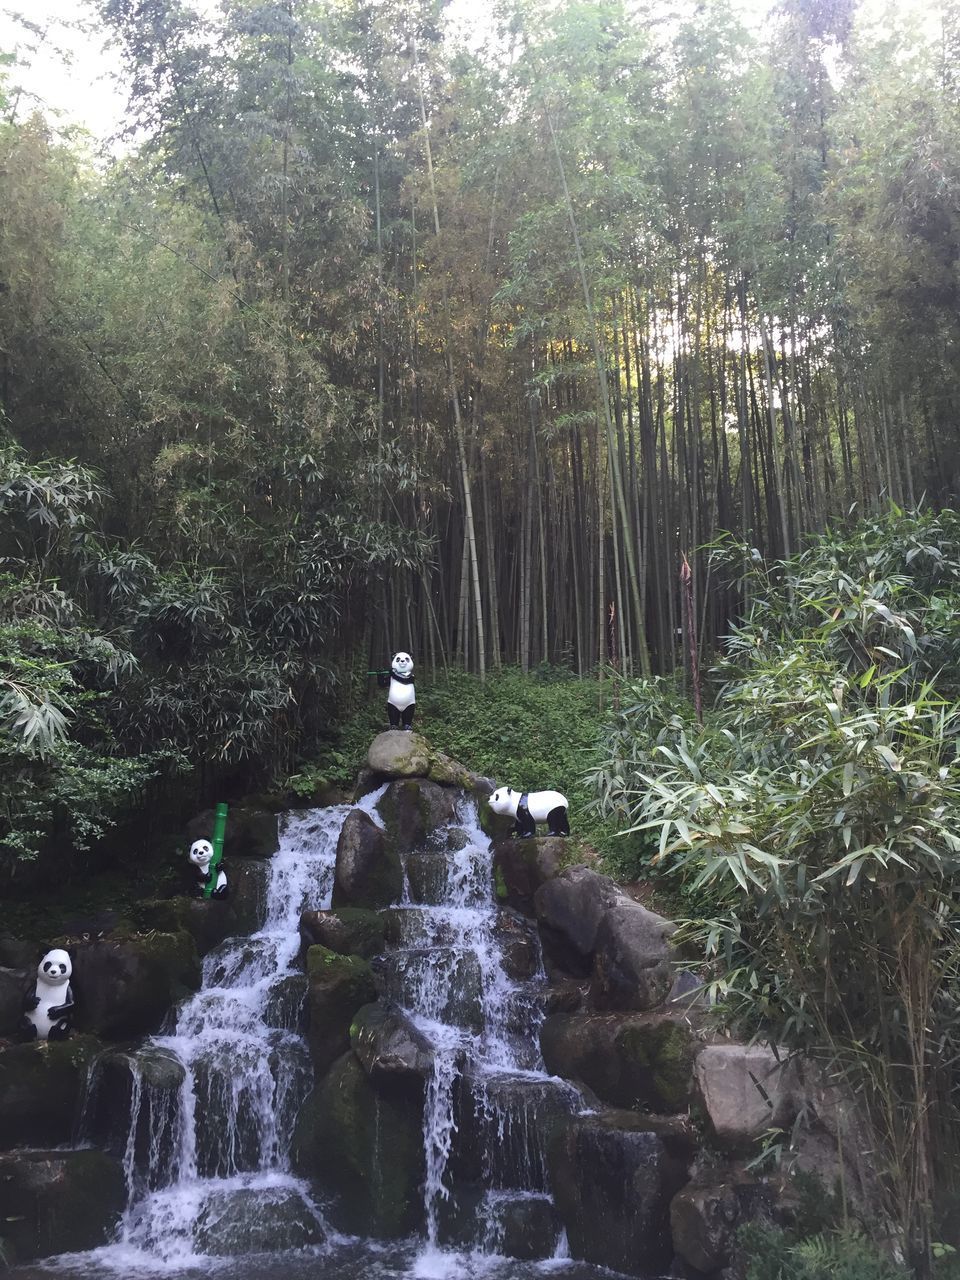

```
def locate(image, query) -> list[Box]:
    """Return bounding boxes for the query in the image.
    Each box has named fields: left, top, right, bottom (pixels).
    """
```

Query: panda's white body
left=189, top=839, right=228, bottom=898
left=25, top=949, right=74, bottom=1041
left=489, top=786, right=570, bottom=837
left=387, top=652, right=416, bottom=730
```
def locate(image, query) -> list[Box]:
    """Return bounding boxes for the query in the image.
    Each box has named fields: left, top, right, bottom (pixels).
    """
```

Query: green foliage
left=591, top=511, right=960, bottom=1265
left=737, top=1224, right=905, bottom=1280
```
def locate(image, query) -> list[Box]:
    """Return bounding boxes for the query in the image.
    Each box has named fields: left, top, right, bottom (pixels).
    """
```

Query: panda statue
left=489, top=785, right=570, bottom=838
left=188, top=839, right=228, bottom=899
left=386, top=651, right=416, bottom=731
left=21, top=949, right=74, bottom=1041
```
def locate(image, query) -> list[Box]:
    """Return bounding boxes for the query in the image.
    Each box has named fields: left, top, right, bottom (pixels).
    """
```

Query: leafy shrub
left=590, top=511, right=960, bottom=1268
left=737, top=1224, right=906, bottom=1280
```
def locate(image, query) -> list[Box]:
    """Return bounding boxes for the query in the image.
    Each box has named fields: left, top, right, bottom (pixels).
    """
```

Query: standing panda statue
left=489, top=785, right=570, bottom=838
left=188, top=839, right=228, bottom=899
left=21, top=949, right=75, bottom=1041
left=386, top=651, right=416, bottom=731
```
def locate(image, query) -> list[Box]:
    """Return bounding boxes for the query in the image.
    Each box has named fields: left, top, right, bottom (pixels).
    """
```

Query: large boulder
left=670, top=1176, right=771, bottom=1274
left=693, top=1044, right=799, bottom=1149
left=186, top=806, right=279, bottom=858
left=547, top=1111, right=689, bottom=1275
left=300, top=907, right=386, bottom=960
left=83, top=1045, right=186, bottom=1174
left=194, top=1185, right=326, bottom=1254
left=133, top=898, right=232, bottom=958
left=226, top=859, right=270, bottom=934
left=305, top=946, right=377, bottom=1076
left=293, top=1051, right=425, bottom=1237
left=590, top=902, right=677, bottom=1011
left=332, top=810, right=402, bottom=909
left=366, top=732, right=492, bottom=796
left=69, top=931, right=201, bottom=1039
left=350, top=1002, right=434, bottom=1091
left=377, top=778, right=458, bottom=854
left=0, top=1037, right=102, bottom=1150
left=0, top=965, right=33, bottom=1037
left=0, top=1149, right=125, bottom=1260
left=492, top=839, right=565, bottom=916
left=533, top=866, right=623, bottom=975
left=541, top=1010, right=699, bottom=1113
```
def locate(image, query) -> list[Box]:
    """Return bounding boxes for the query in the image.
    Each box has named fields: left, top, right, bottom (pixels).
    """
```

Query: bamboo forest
left=2, top=0, right=960, bottom=1277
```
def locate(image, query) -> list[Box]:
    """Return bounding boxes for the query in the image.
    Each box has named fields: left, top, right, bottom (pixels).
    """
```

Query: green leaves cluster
left=590, top=510, right=960, bottom=1264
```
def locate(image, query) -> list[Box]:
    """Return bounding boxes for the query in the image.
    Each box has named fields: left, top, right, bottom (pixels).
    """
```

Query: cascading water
left=381, top=796, right=583, bottom=1272
left=22, top=785, right=614, bottom=1280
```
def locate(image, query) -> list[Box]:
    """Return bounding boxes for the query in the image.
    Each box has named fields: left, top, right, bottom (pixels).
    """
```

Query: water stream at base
left=15, top=790, right=621, bottom=1280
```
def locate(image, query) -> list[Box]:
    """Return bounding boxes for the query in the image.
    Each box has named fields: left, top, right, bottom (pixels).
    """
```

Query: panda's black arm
left=22, top=993, right=39, bottom=1011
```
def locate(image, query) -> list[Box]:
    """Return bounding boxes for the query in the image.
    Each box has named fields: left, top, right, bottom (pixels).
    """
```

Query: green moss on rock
left=306, top=946, right=377, bottom=1076
left=0, top=1037, right=102, bottom=1150
left=293, top=1052, right=424, bottom=1238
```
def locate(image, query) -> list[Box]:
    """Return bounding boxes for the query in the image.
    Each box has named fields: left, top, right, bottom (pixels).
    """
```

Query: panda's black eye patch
left=42, top=962, right=52, bottom=972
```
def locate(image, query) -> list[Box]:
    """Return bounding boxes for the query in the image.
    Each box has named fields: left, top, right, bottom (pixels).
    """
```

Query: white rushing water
left=382, top=797, right=581, bottom=1267
left=33, top=784, right=594, bottom=1280
left=74, top=789, right=387, bottom=1272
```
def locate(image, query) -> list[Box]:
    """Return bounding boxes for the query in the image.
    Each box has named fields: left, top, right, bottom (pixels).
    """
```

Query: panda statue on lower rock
left=489, top=786, right=570, bottom=838
left=21, top=949, right=75, bottom=1041
left=386, top=651, right=416, bottom=731
left=188, top=839, right=228, bottom=899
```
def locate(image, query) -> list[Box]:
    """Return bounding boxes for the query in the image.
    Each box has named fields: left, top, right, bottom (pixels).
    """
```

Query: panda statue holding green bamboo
left=188, top=802, right=229, bottom=900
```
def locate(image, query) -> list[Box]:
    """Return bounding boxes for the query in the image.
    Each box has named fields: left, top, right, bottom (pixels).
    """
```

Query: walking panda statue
left=489, top=785, right=570, bottom=838
left=188, top=839, right=228, bottom=899
left=386, top=651, right=416, bottom=731
left=21, top=949, right=74, bottom=1041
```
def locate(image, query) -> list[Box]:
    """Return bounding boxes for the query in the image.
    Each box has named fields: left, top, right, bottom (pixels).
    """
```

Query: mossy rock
left=332, top=810, right=402, bottom=910
left=300, top=907, right=386, bottom=960
left=0, top=1036, right=102, bottom=1150
left=366, top=731, right=493, bottom=799
left=541, top=1011, right=699, bottom=1114
left=132, top=897, right=232, bottom=957
left=0, top=1148, right=125, bottom=1259
left=68, top=930, right=201, bottom=1039
left=377, top=778, right=458, bottom=855
left=293, top=1051, right=424, bottom=1238
left=305, top=946, right=377, bottom=1076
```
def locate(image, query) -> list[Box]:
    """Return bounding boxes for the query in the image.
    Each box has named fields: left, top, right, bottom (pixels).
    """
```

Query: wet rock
left=543, top=979, right=587, bottom=1015
left=492, top=839, right=565, bottom=916
left=300, top=907, right=386, bottom=960
left=541, top=1011, right=698, bottom=1114
left=133, top=897, right=233, bottom=957
left=0, top=938, right=35, bottom=969
left=0, top=1036, right=102, bottom=1149
left=305, top=946, right=377, bottom=1075
left=194, top=1185, right=326, bottom=1254
left=227, top=860, right=270, bottom=934
left=332, top=810, right=402, bottom=909
left=590, top=902, right=677, bottom=1011
left=378, top=947, right=483, bottom=1028
left=293, top=1051, right=425, bottom=1237
left=350, top=1002, right=434, bottom=1089
left=493, top=910, right=542, bottom=981
left=0, top=1149, right=125, bottom=1259
left=84, top=1046, right=186, bottom=1181
left=694, top=1044, right=799, bottom=1149
left=452, top=1068, right=581, bottom=1188
left=263, top=974, right=307, bottom=1031
left=670, top=1177, right=771, bottom=1273
left=70, top=930, right=201, bottom=1039
left=380, top=906, right=442, bottom=948
left=548, top=1110, right=687, bottom=1275
left=378, top=778, right=458, bottom=854
left=187, top=806, right=279, bottom=858
left=404, top=850, right=449, bottom=905
left=498, top=1194, right=562, bottom=1260
left=533, top=866, right=623, bottom=974
left=0, top=965, right=33, bottom=1037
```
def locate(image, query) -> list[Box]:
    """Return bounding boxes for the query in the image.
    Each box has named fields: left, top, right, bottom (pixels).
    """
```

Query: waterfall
left=383, top=797, right=582, bottom=1267
left=78, top=789, right=386, bottom=1269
